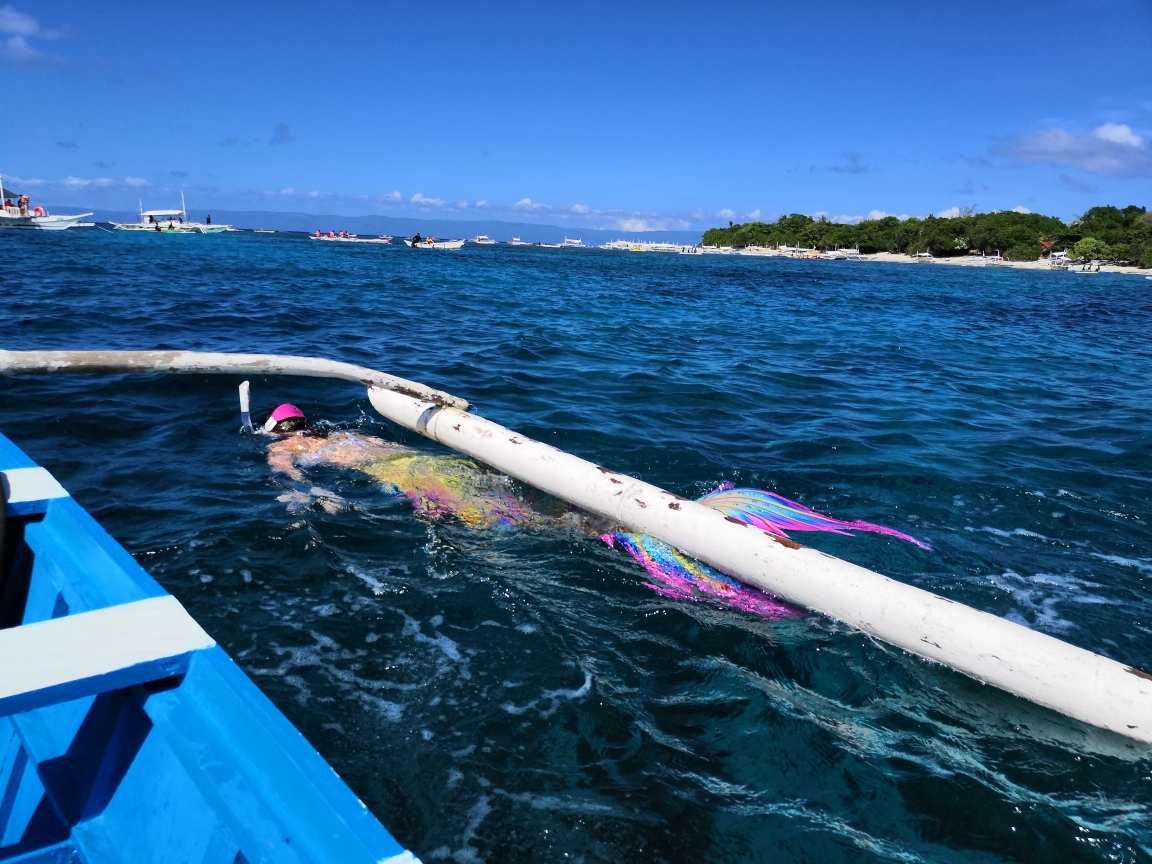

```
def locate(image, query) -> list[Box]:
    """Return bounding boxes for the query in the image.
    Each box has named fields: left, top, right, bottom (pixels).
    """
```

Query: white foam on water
left=977, top=526, right=1050, bottom=541
left=1092, top=553, right=1152, bottom=574
left=396, top=609, right=465, bottom=663
left=544, top=670, right=593, bottom=701
left=502, top=670, right=592, bottom=718
left=986, top=569, right=1115, bottom=633
left=355, top=691, right=407, bottom=722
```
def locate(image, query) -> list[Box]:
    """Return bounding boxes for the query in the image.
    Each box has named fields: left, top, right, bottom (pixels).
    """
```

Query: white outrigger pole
left=2, top=349, right=1150, bottom=744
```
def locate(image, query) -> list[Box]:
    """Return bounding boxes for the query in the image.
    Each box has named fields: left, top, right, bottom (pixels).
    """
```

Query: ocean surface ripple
left=2, top=231, right=1151, bottom=863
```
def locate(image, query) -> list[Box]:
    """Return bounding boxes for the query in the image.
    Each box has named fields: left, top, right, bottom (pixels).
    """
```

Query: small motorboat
left=402, top=236, right=465, bottom=250
left=253, top=228, right=275, bottom=234
left=506, top=237, right=531, bottom=246
left=473, top=235, right=496, bottom=245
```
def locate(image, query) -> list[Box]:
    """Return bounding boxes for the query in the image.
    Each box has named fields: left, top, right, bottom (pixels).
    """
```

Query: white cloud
left=0, top=7, right=67, bottom=38
left=748, top=209, right=762, bottom=219
left=619, top=218, right=651, bottom=232
left=0, top=35, right=55, bottom=71
left=570, top=203, right=590, bottom=214
left=91, top=177, right=113, bottom=187
left=124, top=177, right=149, bottom=187
left=279, top=186, right=294, bottom=195
left=1007, top=123, right=1150, bottom=177
left=0, top=7, right=39, bottom=36
left=1093, top=122, right=1142, bottom=147
left=716, top=208, right=736, bottom=219
left=0, top=10, right=68, bottom=72
left=865, top=210, right=910, bottom=221
left=1012, top=205, right=1031, bottom=214
left=457, top=200, right=468, bottom=208
left=513, top=197, right=548, bottom=211
left=813, top=211, right=864, bottom=224
left=935, top=206, right=962, bottom=218
left=615, top=216, right=690, bottom=232
left=475, top=200, right=488, bottom=207
left=383, top=191, right=401, bottom=201
left=7, top=175, right=44, bottom=186
left=410, top=192, right=445, bottom=206
left=62, top=176, right=90, bottom=187
left=689, top=208, right=708, bottom=221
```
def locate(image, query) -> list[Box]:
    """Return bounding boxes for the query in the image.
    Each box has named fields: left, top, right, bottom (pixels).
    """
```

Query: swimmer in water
left=263, top=403, right=546, bottom=529
left=258, top=399, right=926, bottom=620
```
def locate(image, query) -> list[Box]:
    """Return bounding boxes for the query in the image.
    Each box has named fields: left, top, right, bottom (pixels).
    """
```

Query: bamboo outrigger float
left=2, top=349, right=1150, bottom=746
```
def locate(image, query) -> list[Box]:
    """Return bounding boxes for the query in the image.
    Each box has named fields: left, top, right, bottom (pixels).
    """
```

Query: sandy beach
left=723, top=247, right=1152, bottom=276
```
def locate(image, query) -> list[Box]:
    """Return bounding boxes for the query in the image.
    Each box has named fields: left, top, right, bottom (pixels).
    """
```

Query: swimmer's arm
left=266, top=442, right=306, bottom=482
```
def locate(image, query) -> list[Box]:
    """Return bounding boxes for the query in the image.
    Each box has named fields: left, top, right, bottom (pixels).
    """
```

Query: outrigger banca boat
left=0, top=431, right=419, bottom=863
left=1, top=349, right=1151, bottom=753
left=310, top=232, right=393, bottom=244
left=112, top=195, right=230, bottom=234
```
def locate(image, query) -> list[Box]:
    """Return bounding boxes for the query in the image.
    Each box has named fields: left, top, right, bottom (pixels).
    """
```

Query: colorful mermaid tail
left=698, top=485, right=931, bottom=550
left=365, top=452, right=535, bottom=529
left=602, top=532, right=804, bottom=619
left=603, top=485, right=928, bottom=619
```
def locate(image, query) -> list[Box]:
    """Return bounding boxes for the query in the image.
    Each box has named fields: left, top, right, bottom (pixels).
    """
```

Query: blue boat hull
left=0, top=432, right=418, bottom=863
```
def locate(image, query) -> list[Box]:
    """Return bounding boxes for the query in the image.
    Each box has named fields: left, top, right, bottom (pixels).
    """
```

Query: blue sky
left=4, top=1, right=1151, bottom=230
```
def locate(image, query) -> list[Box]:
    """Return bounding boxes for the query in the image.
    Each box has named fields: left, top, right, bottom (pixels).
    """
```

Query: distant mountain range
left=46, top=206, right=703, bottom=245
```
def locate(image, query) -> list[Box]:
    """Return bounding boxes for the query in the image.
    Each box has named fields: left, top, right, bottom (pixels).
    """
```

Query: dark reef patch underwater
left=2, top=230, right=1151, bottom=862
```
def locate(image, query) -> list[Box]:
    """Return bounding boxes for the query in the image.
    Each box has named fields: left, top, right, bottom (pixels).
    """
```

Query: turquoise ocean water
left=2, top=230, right=1150, bottom=862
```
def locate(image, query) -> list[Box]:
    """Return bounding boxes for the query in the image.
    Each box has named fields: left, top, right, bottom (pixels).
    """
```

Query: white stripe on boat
left=1, top=466, right=69, bottom=505
left=0, top=595, right=216, bottom=716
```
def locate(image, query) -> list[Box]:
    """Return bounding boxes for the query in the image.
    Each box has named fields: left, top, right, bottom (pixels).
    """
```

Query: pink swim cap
left=270, top=403, right=305, bottom=423
left=263, top=403, right=306, bottom=432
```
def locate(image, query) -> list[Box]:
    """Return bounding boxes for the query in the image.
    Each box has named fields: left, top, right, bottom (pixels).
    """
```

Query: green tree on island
left=701, top=205, right=1152, bottom=268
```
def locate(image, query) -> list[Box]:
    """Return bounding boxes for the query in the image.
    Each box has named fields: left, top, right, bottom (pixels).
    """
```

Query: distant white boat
left=507, top=237, right=531, bottom=246
left=473, top=235, right=496, bottom=245
left=561, top=237, right=585, bottom=248
left=112, top=195, right=229, bottom=233
left=537, top=241, right=563, bottom=248
left=310, top=231, right=392, bottom=244
left=600, top=239, right=698, bottom=254
left=403, top=237, right=465, bottom=250
left=0, top=175, right=90, bottom=230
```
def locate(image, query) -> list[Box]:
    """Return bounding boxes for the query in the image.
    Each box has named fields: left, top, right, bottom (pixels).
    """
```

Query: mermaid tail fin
left=697, top=486, right=931, bottom=550
left=602, top=532, right=803, bottom=620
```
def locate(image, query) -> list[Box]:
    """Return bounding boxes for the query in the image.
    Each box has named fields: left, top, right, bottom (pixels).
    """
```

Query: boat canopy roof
left=141, top=209, right=184, bottom=217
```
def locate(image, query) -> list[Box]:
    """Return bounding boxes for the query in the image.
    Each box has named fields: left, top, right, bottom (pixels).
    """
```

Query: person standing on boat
left=411, top=233, right=422, bottom=246
left=206, top=214, right=211, bottom=225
